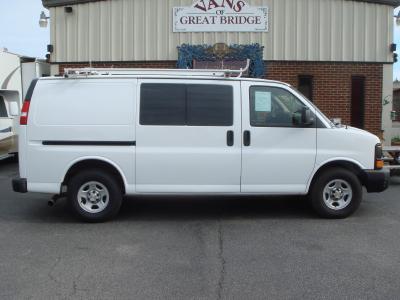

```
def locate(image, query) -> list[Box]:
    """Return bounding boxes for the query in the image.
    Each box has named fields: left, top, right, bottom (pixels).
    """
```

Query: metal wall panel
left=49, top=0, right=394, bottom=63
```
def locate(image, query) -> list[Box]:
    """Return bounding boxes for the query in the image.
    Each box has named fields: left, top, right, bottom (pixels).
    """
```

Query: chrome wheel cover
left=77, top=181, right=109, bottom=213
left=323, top=179, right=353, bottom=210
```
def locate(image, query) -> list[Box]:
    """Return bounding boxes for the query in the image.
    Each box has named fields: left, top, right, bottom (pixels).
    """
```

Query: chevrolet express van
left=12, top=68, right=389, bottom=222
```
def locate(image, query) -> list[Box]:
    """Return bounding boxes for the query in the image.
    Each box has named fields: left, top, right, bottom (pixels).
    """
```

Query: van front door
left=135, top=79, right=242, bottom=193
left=241, top=82, right=317, bottom=194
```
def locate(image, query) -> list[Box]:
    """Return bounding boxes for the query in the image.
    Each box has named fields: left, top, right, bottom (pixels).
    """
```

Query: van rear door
left=135, top=79, right=241, bottom=193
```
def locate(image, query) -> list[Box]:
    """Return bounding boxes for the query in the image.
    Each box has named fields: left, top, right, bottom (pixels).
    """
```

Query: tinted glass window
left=0, top=96, right=8, bottom=118
left=187, top=85, right=233, bottom=126
left=140, top=84, right=186, bottom=125
left=394, top=92, right=400, bottom=122
left=250, top=86, right=309, bottom=127
left=140, top=83, right=233, bottom=126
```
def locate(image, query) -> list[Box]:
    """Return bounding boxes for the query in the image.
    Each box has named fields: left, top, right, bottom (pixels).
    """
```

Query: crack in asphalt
left=48, top=256, right=61, bottom=285
left=70, top=268, right=89, bottom=298
left=216, top=221, right=226, bottom=300
left=47, top=256, right=63, bottom=298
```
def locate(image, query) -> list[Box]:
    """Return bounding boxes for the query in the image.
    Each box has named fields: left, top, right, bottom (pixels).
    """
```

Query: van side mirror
left=9, top=102, right=20, bottom=117
left=293, top=107, right=313, bottom=126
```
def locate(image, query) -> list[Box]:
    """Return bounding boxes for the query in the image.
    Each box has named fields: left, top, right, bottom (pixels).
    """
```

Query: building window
left=298, top=75, right=313, bottom=101
left=140, top=83, right=233, bottom=126
left=394, top=90, right=400, bottom=122
left=0, top=96, right=8, bottom=118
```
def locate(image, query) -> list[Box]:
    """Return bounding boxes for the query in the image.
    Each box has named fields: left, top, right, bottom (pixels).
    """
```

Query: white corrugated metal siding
left=49, top=0, right=394, bottom=62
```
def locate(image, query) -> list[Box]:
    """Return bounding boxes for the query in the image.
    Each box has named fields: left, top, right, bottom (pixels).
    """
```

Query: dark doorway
left=298, top=75, right=313, bottom=101
left=351, top=76, right=365, bottom=129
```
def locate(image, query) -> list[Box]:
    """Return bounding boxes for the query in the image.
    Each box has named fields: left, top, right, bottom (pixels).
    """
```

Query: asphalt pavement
left=1, top=159, right=400, bottom=300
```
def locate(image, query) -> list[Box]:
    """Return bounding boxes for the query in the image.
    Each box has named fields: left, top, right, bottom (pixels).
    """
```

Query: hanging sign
left=173, top=0, right=269, bottom=33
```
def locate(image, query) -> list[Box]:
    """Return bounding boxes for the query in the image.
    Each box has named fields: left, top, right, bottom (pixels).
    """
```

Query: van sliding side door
left=135, top=79, right=242, bottom=193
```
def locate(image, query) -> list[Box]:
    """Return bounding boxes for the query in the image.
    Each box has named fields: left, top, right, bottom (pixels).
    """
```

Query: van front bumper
left=12, top=178, right=27, bottom=193
left=363, top=169, right=390, bottom=193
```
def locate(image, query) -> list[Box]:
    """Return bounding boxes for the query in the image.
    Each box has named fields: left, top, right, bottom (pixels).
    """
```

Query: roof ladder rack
left=64, top=59, right=250, bottom=79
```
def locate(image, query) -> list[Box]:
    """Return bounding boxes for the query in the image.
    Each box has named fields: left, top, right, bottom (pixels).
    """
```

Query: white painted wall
left=49, top=0, right=394, bottom=63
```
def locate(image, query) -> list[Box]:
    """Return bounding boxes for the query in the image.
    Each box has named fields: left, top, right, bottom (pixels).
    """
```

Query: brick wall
left=266, top=61, right=383, bottom=136
left=58, top=61, right=383, bottom=136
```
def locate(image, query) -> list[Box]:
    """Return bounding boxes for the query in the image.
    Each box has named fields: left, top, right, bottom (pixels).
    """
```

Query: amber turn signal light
left=374, top=144, right=384, bottom=170
left=375, top=159, right=384, bottom=170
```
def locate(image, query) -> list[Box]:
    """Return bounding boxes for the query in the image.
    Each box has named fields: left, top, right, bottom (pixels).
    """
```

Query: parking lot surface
left=1, top=159, right=400, bottom=299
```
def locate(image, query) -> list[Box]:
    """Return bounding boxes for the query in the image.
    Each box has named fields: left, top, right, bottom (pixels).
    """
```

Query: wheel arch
left=306, top=159, right=366, bottom=194
left=62, top=157, right=127, bottom=194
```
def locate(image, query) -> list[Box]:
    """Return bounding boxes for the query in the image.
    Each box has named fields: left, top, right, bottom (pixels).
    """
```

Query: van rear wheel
left=68, top=169, right=122, bottom=222
left=310, top=167, right=362, bottom=219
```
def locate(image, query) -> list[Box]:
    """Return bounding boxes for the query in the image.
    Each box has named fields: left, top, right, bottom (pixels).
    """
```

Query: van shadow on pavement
left=118, top=195, right=314, bottom=222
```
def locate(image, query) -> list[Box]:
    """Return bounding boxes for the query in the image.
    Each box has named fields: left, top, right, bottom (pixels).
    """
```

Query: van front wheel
left=310, top=167, right=362, bottom=218
left=68, top=170, right=122, bottom=222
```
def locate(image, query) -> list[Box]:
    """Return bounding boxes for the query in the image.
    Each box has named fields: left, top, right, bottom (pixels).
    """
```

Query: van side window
left=250, top=86, right=308, bottom=127
left=140, top=84, right=186, bottom=125
left=187, top=85, right=233, bottom=126
left=0, top=96, right=8, bottom=118
left=140, top=84, right=233, bottom=126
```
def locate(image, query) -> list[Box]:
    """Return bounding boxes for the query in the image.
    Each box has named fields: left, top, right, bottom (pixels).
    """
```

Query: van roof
left=39, top=74, right=290, bottom=86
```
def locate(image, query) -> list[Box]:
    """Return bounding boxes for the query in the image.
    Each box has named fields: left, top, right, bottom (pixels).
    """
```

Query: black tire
left=67, top=169, right=123, bottom=222
left=310, top=167, right=362, bottom=219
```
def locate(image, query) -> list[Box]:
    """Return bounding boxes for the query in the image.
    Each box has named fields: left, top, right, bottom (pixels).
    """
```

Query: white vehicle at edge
left=0, top=49, right=50, bottom=160
left=12, top=68, right=389, bottom=222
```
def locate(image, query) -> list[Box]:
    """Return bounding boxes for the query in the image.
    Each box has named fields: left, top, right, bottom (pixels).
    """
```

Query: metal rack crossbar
left=64, top=59, right=250, bottom=79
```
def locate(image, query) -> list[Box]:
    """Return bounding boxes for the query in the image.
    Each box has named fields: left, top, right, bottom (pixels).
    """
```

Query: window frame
left=139, top=82, right=234, bottom=127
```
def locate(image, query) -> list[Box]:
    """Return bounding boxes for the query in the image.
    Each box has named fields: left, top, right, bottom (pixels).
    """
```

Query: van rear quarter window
left=140, top=83, right=233, bottom=126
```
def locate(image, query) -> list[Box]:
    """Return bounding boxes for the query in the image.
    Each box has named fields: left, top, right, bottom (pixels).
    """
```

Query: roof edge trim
left=42, top=0, right=400, bottom=7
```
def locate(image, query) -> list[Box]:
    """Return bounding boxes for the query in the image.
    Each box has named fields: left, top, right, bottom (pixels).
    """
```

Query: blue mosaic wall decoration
left=177, top=43, right=265, bottom=78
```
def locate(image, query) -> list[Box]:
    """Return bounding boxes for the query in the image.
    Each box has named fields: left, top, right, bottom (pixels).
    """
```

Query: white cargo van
left=12, top=68, right=389, bottom=222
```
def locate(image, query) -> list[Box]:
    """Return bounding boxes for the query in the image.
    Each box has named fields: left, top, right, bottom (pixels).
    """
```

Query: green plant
left=392, top=136, right=400, bottom=143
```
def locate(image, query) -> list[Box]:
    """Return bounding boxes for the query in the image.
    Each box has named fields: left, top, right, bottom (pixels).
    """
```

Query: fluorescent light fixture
left=395, top=11, right=400, bottom=26
left=39, top=11, right=50, bottom=28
